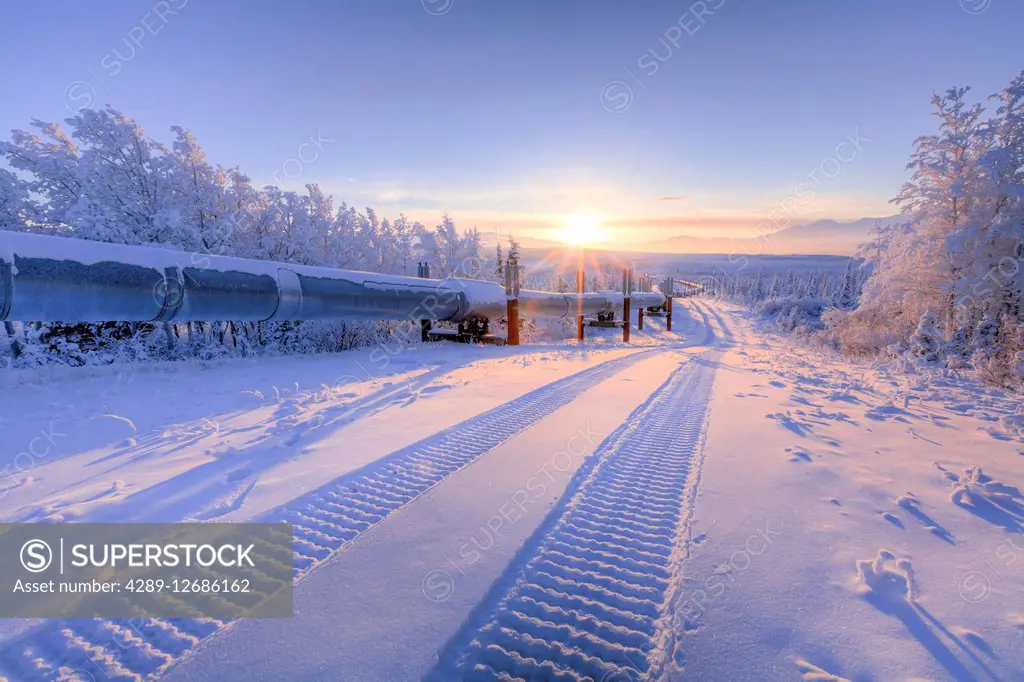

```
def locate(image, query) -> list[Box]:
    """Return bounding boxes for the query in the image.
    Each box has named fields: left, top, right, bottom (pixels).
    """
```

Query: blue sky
left=1, top=0, right=1021, bottom=247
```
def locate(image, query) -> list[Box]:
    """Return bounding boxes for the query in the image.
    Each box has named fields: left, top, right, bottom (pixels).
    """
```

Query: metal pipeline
left=0, top=231, right=663, bottom=323
left=601, top=290, right=666, bottom=313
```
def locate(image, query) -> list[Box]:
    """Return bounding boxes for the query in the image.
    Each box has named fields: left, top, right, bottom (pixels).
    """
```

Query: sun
left=557, top=213, right=610, bottom=247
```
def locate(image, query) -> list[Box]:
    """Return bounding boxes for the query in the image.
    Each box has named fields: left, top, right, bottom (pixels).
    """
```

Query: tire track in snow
left=0, top=348, right=662, bottom=682
left=700, top=300, right=737, bottom=348
left=427, top=351, right=720, bottom=682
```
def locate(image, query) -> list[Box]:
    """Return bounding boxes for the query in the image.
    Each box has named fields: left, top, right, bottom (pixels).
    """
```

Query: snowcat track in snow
left=429, top=354, right=719, bottom=682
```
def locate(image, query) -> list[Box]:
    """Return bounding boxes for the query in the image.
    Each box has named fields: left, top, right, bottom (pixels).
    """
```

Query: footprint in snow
left=785, top=446, right=813, bottom=463
left=827, top=390, right=862, bottom=405
left=934, top=461, right=960, bottom=483
left=418, top=384, right=452, bottom=395
left=86, top=413, right=138, bottom=445
left=241, top=389, right=265, bottom=402
left=950, top=627, right=996, bottom=658
left=1001, top=412, right=1024, bottom=440
left=767, top=412, right=812, bottom=437
left=865, top=403, right=913, bottom=423
left=191, top=479, right=257, bottom=521
left=895, top=492, right=955, bottom=543
left=226, top=467, right=253, bottom=483
left=949, top=466, right=1024, bottom=533
left=794, top=658, right=851, bottom=681
left=976, top=425, right=1014, bottom=441
left=947, top=402, right=975, bottom=415
left=853, top=549, right=917, bottom=610
left=3, top=475, right=36, bottom=492
left=19, top=479, right=129, bottom=523
left=880, top=511, right=904, bottom=528
left=907, top=428, right=942, bottom=446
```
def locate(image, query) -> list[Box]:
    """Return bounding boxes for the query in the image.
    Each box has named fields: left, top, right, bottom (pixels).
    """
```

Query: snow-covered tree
left=494, top=241, right=505, bottom=281
left=974, top=309, right=1000, bottom=360
left=0, top=168, right=30, bottom=232
left=167, top=126, right=237, bottom=254
left=332, top=202, right=360, bottom=267
left=65, top=107, right=183, bottom=246
left=1014, top=323, right=1024, bottom=385
left=1, top=122, right=84, bottom=233
left=391, top=213, right=417, bottom=275
left=832, top=258, right=860, bottom=310
left=826, top=72, right=1024, bottom=380
left=505, top=237, right=522, bottom=290
left=910, top=310, right=943, bottom=364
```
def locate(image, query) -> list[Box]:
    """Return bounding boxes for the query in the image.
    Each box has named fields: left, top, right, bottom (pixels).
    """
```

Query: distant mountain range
left=479, top=216, right=903, bottom=257
left=640, top=216, right=902, bottom=256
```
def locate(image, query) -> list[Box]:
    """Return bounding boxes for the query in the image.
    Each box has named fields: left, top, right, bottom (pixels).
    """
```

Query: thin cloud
left=655, top=195, right=689, bottom=202
left=607, top=215, right=759, bottom=230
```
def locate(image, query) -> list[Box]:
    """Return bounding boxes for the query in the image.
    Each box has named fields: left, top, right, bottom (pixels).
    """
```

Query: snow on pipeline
left=427, top=352, right=720, bottom=681
left=0, top=349, right=662, bottom=682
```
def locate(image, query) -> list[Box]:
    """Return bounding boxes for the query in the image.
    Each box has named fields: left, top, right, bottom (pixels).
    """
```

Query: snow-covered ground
left=0, top=299, right=1021, bottom=681
left=678, top=304, right=1024, bottom=682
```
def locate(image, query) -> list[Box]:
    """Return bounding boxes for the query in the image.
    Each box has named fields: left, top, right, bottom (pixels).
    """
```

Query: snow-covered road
left=1, top=299, right=1022, bottom=681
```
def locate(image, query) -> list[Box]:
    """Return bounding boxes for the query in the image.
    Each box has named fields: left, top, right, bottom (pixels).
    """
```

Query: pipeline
left=514, top=289, right=663, bottom=320
left=0, top=231, right=663, bottom=323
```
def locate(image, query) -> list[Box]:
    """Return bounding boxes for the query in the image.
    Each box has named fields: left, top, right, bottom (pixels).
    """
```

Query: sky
left=1, top=0, right=1022, bottom=250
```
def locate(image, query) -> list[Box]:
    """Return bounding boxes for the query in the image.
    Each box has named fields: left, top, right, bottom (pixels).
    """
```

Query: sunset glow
left=556, top=213, right=610, bottom=247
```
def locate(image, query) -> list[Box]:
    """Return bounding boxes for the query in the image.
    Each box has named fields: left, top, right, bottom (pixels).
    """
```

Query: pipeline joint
left=152, top=266, right=185, bottom=322
left=269, top=268, right=303, bottom=321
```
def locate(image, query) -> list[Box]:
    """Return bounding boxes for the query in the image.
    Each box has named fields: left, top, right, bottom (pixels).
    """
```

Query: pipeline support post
left=417, top=261, right=433, bottom=341
left=505, top=259, right=521, bottom=346
left=622, top=264, right=630, bottom=342
left=638, top=306, right=644, bottom=331
left=623, top=297, right=631, bottom=342
left=506, top=298, right=520, bottom=346
left=663, top=276, right=674, bottom=333
left=576, top=267, right=585, bottom=342
left=622, top=267, right=632, bottom=343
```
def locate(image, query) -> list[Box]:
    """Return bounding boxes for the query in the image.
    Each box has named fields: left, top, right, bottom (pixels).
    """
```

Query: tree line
left=705, top=72, right=1024, bottom=387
